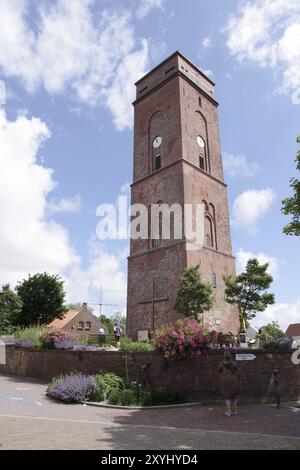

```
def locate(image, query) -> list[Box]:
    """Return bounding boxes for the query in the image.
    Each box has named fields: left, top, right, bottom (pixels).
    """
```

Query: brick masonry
left=127, top=52, right=239, bottom=339
left=1, top=346, right=299, bottom=405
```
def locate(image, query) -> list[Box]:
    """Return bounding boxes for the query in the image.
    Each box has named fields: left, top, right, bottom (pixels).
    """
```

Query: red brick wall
left=1, top=346, right=299, bottom=404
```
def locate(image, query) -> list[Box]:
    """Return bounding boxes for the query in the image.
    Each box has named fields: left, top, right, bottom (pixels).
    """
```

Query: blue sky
left=0, top=0, right=299, bottom=330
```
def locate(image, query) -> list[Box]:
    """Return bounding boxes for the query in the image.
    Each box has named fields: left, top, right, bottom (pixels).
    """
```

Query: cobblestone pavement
left=0, top=374, right=300, bottom=450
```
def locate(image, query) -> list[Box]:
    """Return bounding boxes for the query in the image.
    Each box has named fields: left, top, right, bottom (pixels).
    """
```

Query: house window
left=154, top=154, right=161, bottom=171
left=78, top=321, right=84, bottom=330
left=212, top=273, right=217, bottom=288
left=85, top=321, right=91, bottom=331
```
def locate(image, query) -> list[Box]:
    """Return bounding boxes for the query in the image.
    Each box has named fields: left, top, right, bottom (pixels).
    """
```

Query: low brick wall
left=0, top=345, right=299, bottom=404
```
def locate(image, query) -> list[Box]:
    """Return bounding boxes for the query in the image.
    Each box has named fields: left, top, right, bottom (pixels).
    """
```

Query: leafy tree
left=174, top=265, right=213, bottom=321
left=261, top=321, right=284, bottom=339
left=99, top=314, right=113, bottom=333
left=282, top=136, right=300, bottom=236
left=0, top=284, right=22, bottom=333
left=99, top=312, right=126, bottom=335
left=224, top=259, right=275, bottom=332
left=16, top=273, right=67, bottom=327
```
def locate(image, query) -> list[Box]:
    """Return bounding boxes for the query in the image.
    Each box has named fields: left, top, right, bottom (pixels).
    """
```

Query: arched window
left=205, top=216, right=214, bottom=247
left=202, top=200, right=217, bottom=250
left=149, top=112, right=163, bottom=174
left=197, top=136, right=208, bottom=172
left=78, top=321, right=84, bottom=330
left=195, top=111, right=211, bottom=173
left=85, top=321, right=91, bottom=331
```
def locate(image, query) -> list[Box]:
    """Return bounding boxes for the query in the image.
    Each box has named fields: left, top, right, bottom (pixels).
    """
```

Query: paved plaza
left=0, top=373, right=300, bottom=450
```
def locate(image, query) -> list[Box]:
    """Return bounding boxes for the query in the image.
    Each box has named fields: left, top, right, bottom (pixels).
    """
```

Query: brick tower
left=126, top=51, right=239, bottom=340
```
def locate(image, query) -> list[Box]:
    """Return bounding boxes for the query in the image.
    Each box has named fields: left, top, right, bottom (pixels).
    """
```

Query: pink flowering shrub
left=154, top=318, right=218, bottom=359
left=40, top=329, right=75, bottom=350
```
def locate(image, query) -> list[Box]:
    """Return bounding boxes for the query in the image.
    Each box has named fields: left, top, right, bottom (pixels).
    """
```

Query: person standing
left=113, top=322, right=122, bottom=346
left=218, top=350, right=240, bottom=416
left=98, top=327, right=106, bottom=344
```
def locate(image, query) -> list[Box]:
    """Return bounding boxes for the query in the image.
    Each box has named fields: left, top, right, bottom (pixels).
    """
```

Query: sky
left=0, top=0, right=299, bottom=331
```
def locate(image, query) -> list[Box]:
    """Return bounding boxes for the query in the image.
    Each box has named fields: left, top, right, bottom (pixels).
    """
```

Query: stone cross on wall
left=138, top=274, right=168, bottom=334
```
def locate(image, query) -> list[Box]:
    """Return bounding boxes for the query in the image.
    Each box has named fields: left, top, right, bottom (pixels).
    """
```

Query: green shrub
left=120, top=389, right=137, bottom=406
left=120, top=337, right=154, bottom=352
left=107, top=389, right=137, bottom=406
left=89, top=386, right=104, bottom=402
left=14, top=325, right=46, bottom=348
left=141, top=388, right=183, bottom=406
left=108, top=390, right=122, bottom=405
left=93, top=372, right=125, bottom=400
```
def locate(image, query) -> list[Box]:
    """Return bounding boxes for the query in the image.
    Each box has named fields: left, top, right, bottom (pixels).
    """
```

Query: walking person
left=218, top=350, right=240, bottom=416
left=113, top=322, right=122, bottom=347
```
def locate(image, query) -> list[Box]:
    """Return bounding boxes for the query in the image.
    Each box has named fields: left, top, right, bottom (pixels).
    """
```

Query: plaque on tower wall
left=138, top=330, right=149, bottom=342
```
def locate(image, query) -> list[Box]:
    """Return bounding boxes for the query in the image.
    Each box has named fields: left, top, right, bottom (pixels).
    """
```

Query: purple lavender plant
left=47, top=373, right=95, bottom=403
left=14, top=339, right=35, bottom=348
left=54, top=337, right=76, bottom=349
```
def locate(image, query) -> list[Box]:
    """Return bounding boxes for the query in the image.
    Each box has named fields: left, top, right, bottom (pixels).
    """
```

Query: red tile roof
left=48, top=310, right=79, bottom=329
left=285, top=323, right=300, bottom=337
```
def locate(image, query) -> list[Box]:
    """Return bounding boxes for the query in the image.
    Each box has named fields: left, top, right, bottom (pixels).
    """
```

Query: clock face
left=153, top=136, right=162, bottom=148
left=197, top=136, right=205, bottom=148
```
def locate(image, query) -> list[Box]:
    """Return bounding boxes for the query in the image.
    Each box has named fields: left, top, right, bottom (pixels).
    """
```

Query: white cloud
left=236, top=248, right=279, bottom=279
left=136, top=0, right=165, bottom=20
left=223, top=153, right=259, bottom=177
left=225, top=0, right=300, bottom=103
left=0, top=0, right=150, bottom=130
left=203, top=69, right=215, bottom=80
left=0, top=105, right=127, bottom=310
left=225, top=72, right=233, bottom=80
left=251, top=300, right=300, bottom=331
left=103, top=40, right=149, bottom=131
left=0, top=107, right=78, bottom=286
left=48, top=195, right=82, bottom=214
left=64, top=241, right=127, bottom=309
left=0, top=81, right=6, bottom=106
left=202, top=37, right=212, bottom=48
left=120, top=182, right=131, bottom=194
left=232, top=188, right=275, bottom=232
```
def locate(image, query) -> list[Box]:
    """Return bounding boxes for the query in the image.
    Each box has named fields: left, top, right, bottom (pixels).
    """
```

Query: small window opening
left=154, top=155, right=161, bottom=171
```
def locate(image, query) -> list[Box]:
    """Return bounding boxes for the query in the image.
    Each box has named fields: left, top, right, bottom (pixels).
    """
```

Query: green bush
left=141, top=388, right=183, bottom=406
left=14, top=325, right=46, bottom=348
left=89, top=386, right=104, bottom=403
left=108, top=390, right=122, bottom=405
left=120, top=337, right=154, bottom=352
left=120, top=389, right=137, bottom=406
left=93, top=372, right=125, bottom=400
left=262, top=339, right=292, bottom=350
left=107, top=389, right=137, bottom=406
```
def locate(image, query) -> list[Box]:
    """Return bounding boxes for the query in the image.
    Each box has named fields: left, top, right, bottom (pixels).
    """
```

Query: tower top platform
left=135, top=51, right=216, bottom=103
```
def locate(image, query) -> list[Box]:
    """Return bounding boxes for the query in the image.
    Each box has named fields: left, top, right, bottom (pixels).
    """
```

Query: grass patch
left=120, top=337, right=154, bottom=352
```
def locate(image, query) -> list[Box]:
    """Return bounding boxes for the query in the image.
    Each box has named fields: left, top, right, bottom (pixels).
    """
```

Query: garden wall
left=0, top=345, right=299, bottom=404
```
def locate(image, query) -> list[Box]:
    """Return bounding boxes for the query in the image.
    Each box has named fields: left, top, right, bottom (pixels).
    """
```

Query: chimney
left=82, top=302, right=88, bottom=311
